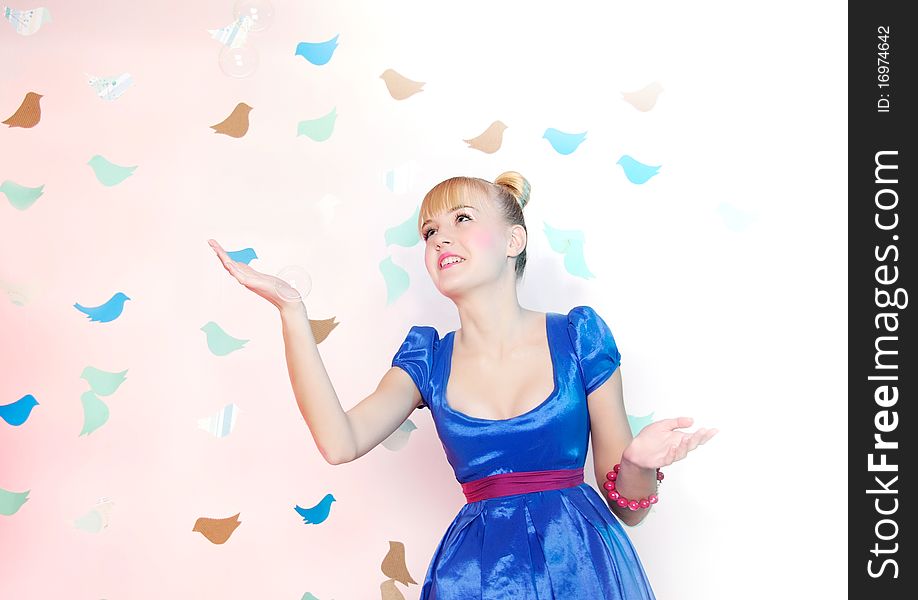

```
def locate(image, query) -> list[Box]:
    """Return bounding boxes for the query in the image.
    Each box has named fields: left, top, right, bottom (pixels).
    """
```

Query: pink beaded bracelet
left=602, top=463, right=664, bottom=510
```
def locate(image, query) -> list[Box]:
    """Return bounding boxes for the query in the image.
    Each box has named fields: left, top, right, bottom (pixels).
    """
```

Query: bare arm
left=587, top=367, right=658, bottom=527
left=208, top=238, right=421, bottom=466
left=280, top=302, right=423, bottom=465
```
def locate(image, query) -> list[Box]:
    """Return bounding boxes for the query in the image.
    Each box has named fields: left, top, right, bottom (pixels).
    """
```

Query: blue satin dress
left=391, top=305, right=656, bottom=599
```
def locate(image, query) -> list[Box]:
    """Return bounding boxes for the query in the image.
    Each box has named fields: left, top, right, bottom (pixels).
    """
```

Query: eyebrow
left=420, top=205, right=477, bottom=229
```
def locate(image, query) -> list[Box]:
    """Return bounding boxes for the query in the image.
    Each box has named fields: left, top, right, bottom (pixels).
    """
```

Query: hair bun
left=494, top=171, right=531, bottom=210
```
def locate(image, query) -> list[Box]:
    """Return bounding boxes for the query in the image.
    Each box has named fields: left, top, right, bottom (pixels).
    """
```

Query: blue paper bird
left=616, top=155, right=661, bottom=184
left=294, top=493, right=336, bottom=524
left=226, top=247, right=258, bottom=264
left=74, top=292, right=130, bottom=322
left=542, top=128, right=587, bottom=155
left=0, top=394, right=39, bottom=426
left=295, top=35, right=339, bottom=65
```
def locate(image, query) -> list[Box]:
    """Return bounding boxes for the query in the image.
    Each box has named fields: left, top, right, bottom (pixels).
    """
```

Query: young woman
left=208, top=171, right=716, bottom=599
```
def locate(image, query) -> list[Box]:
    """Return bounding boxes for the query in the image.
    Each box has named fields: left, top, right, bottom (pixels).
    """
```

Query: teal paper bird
left=542, top=128, right=587, bottom=155
left=74, top=292, right=130, bottom=322
left=0, top=394, right=39, bottom=426
left=294, top=493, right=336, bottom=524
left=384, top=207, right=422, bottom=247
left=87, top=155, right=137, bottom=186
left=542, top=223, right=594, bottom=279
left=80, top=367, right=128, bottom=396
left=200, top=321, right=249, bottom=356
left=1, top=180, right=44, bottom=210
left=226, top=247, right=258, bottom=264
left=616, top=155, right=661, bottom=184
left=295, top=35, right=339, bottom=65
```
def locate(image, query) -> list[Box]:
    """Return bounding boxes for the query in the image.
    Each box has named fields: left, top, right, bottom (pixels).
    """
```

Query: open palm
left=623, top=417, right=717, bottom=470
left=208, top=239, right=300, bottom=310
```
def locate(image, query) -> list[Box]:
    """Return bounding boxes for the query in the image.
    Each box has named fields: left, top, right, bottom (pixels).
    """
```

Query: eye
left=423, top=212, right=472, bottom=240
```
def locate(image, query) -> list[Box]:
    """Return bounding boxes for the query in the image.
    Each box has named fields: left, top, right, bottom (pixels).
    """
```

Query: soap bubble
left=218, top=44, right=259, bottom=78
left=274, top=265, right=312, bottom=302
left=233, top=0, right=275, bottom=32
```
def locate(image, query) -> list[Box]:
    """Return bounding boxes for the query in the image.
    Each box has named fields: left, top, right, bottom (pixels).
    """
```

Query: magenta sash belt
left=460, top=468, right=584, bottom=503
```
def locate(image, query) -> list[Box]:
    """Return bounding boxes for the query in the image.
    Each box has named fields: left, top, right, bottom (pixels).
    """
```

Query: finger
left=662, top=444, right=676, bottom=467
left=674, top=435, right=691, bottom=461
left=209, top=241, right=241, bottom=276
left=654, top=416, right=694, bottom=431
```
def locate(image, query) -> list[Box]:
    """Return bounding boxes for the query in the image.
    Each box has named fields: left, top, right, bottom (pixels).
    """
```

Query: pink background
left=2, top=1, right=847, bottom=598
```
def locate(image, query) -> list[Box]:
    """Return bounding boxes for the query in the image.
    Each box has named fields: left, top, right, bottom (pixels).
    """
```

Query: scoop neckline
left=441, top=312, right=560, bottom=423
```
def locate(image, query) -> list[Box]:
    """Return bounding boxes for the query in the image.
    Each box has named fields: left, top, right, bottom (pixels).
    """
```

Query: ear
left=506, top=223, right=527, bottom=258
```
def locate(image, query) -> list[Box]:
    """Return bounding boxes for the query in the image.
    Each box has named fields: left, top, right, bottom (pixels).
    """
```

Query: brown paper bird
left=380, top=578, right=406, bottom=600
left=463, top=120, right=507, bottom=154
left=210, top=103, right=253, bottom=137
left=381, top=540, right=417, bottom=586
left=379, top=69, right=425, bottom=100
left=309, top=316, right=339, bottom=344
left=192, top=512, right=241, bottom=544
left=622, top=82, right=664, bottom=112
left=3, top=92, right=43, bottom=128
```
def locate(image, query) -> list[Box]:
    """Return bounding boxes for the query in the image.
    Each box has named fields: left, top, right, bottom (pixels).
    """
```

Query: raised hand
left=207, top=239, right=302, bottom=311
left=622, top=417, right=717, bottom=470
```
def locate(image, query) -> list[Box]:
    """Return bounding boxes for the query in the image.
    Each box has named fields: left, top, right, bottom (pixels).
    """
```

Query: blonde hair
left=419, top=171, right=532, bottom=280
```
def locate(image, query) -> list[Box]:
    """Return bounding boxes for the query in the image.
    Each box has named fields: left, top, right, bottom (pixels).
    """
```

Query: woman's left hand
left=622, top=416, right=717, bottom=470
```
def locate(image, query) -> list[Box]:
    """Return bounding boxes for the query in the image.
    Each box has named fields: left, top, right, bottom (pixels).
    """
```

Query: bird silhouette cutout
left=2, top=6, right=52, bottom=35
left=294, top=493, right=335, bottom=524
left=381, top=540, right=417, bottom=586
left=380, top=256, right=410, bottom=305
left=716, top=202, right=756, bottom=231
left=380, top=579, right=406, bottom=600
left=464, top=120, right=507, bottom=154
left=379, top=69, right=425, bottom=100
left=74, top=292, right=130, bottom=323
left=295, top=34, right=339, bottom=65
left=385, top=206, right=422, bottom=247
left=622, top=82, right=664, bottom=112
left=211, top=102, right=253, bottom=137
left=0, top=487, right=30, bottom=516
left=542, top=128, right=587, bottom=155
left=87, top=155, right=137, bottom=186
left=0, top=394, right=39, bottom=426
left=543, top=223, right=594, bottom=279
left=200, top=322, right=249, bottom=356
left=3, top=92, right=43, bottom=128
left=297, top=107, right=337, bottom=141
left=74, top=498, right=115, bottom=533
left=207, top=15, right=253, bottom=48
left=197, top=403, right=241, bottom=438
left=86, top=73, right=134, bottom=101
left=381, top=418, right=417, bottom=451
left=616, top=155, right=661, bottom=184
left=309, top=316, right=339, bottom=344
left=80, top=366, right=128, bottom=396
left=225, top=247, right=258, bottom=264
left=79, top=391, right=110, bottom=436
left=192, top=512, right=242, bottom=544
left=627, top=412, right=655, bottom=436
left=1, top=180, right=44, bottom=210
left=382, top=160, right=421, bottom=194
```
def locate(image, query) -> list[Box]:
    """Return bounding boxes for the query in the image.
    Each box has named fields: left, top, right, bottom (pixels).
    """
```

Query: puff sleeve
left=391, top=325, right=439, bottom=409
left=567, top=305, right=622, bottom=396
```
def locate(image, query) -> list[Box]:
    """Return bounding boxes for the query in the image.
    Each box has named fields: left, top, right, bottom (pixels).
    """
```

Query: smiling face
left=419, top=177, right=526, bottom=297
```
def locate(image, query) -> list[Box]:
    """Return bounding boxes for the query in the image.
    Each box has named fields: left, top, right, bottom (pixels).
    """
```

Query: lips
left=439, top=253, right=466, bottom=269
